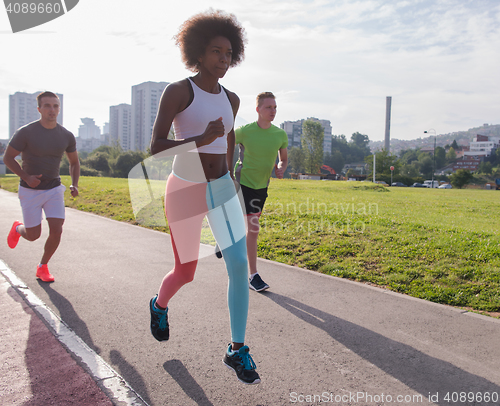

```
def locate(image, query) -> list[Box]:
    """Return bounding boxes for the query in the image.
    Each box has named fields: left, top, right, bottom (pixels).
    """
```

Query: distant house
left=455, top=146, right=467, bottom=159
left=463, top=134, right=499, bottom=158
left=342, top=162, right=368, bottom=175
left=297, top=174, right=321, bottom=180
left=289, top=173, right=338, bottom=180
left=436, top=163, right=455, bottom=175
left=420, top=146, right=435, bottom=155
left=442, top=134, right=497, bottom=173
left=452, top=156, right=482, bottom=173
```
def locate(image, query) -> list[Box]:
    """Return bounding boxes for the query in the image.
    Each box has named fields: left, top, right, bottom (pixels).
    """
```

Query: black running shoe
left=215, top=244, right=223, bottom=259
left=249, top=274, right=269, bottom=292
left=149, top=296, right=169, bottom=341
left=223, top=344, right=261, bottom=384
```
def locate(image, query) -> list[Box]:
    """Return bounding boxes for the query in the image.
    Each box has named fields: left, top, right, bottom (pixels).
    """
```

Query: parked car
left=423, top=180, right=439, bottom=188
left=374, top=181, right=388, bottom=186
left=411, top=182, right=425, bottom=188
left=438, top=183, right=452, bottom=189
left=391, top=182, right=407, bottom=187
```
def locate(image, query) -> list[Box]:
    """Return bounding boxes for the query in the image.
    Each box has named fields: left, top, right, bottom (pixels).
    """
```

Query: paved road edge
left=0, top=258, right=150, bottom=406
left=257, top=256, right=500, bottom=324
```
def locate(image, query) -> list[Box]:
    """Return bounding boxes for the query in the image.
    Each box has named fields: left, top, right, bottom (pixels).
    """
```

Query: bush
left=450, top=169, right=473, bottom=189
left=80, top=165, right=100, bottom=177
left=111, top=151, right=147, bottom=178
left=83, top=152, right=111, bottom=175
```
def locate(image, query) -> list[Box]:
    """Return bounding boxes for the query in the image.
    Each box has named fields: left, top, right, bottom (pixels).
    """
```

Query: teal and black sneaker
left=215, top=243, right=223, bottom=259
left=223, top=344, right=261, bottom=384
left=249, top=274, right=269, bottom=292
left=149, top=296, right=169, bottom=341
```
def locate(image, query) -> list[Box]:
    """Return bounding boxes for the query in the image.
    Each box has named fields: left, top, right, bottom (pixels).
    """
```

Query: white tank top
left=173, top=78, right=234, bottom=154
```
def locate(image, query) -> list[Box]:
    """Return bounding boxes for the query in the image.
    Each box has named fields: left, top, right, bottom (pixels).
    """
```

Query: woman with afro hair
left=149, top=10, right=260, bottom=385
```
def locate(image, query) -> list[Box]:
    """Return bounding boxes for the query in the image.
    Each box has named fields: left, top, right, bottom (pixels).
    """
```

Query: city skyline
left=5, top=82, right=338, bottom=154
left=5, top=85, right=498, bottom=155
left=1, top=0, right=499, bottom=142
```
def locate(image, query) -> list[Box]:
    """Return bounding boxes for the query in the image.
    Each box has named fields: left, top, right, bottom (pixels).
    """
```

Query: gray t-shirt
left=9, top=121, right=76, bottom=190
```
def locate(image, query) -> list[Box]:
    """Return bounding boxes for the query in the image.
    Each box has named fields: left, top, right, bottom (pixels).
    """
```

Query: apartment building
left=77, top=117, right=103, bottom=153
left=130, top=81, right=168, bottom=151
left=109, top=103, right=132, bottom=150
left=463, top=134, right=499, bottom=158
left=280, top=117, right=332, bottom=154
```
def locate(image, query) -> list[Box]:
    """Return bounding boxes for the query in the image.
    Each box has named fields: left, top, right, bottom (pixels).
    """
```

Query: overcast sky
left=1, top=0, right=499, bottom=142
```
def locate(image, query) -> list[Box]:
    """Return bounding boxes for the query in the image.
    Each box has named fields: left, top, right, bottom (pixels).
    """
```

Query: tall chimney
left=385, top=96, right=391, bottom=152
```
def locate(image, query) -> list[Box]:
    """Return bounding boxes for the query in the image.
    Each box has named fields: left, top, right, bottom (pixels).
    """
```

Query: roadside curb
left=0, top=259, right=150, bottom=406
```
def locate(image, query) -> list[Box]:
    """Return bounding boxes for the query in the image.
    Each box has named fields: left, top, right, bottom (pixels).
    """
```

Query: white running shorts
left=18, top=184, right=66, bottom=228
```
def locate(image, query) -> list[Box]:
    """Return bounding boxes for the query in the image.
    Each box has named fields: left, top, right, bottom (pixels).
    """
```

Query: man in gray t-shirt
left=4, top=91, right=81, bottom=282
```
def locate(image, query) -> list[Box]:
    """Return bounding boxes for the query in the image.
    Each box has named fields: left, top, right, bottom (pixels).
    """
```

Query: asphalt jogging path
left=1, top=188, right=500, bottom=406
left=0, top=268, right=125, bottom=406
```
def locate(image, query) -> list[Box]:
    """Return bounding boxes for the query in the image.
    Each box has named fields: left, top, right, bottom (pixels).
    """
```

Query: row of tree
left=365, top=148, right=500, bottom=188
left=283, top=119, right=500, bottom=189
left=287, top=119, right=372, bottom=175
left=65, top=120, right=356, bottom=180
left=56, top=119, right=500, bottom=188
left=60, top=144, right=147, bottom=178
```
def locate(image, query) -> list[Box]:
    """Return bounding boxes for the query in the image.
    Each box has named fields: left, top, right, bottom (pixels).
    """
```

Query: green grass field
left=1, top=175, right=499, bottom=316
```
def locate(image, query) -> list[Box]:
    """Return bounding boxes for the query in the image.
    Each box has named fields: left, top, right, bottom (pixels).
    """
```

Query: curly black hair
left=174, top=9, right=246, bottom=72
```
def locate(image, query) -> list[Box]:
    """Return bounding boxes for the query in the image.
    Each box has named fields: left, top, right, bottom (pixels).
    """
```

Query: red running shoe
left=36, top=264, right=55, bottom=282
left=7, top=221, right=22, bottom=249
